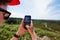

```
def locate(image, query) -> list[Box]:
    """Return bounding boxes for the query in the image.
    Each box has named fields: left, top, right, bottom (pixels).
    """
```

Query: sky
left=7, top=0, right=60, bottom=20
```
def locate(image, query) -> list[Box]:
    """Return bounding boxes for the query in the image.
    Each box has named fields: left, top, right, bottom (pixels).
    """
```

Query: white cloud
left=7, top=0, right=53, bottom=19
left=30, top=0, right=52, bottom=19
left=47, top=0, right=60, bottom=20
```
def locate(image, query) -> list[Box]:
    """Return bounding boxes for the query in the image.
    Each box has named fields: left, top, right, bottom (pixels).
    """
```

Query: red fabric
left=7, top=0, right=20, bottom=6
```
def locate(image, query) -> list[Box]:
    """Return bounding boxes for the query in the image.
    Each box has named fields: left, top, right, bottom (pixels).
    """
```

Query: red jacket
left=8, top=0, right=20, bottom=6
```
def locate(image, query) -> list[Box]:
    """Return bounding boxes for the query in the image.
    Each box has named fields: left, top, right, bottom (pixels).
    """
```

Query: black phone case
left=24, top=15, right=31, bottom=30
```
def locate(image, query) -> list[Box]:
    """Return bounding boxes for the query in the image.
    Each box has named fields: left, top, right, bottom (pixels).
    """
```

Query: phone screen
left=25, top=16, right=31, bottom=23
left=24, top=16, right=31, bottom=24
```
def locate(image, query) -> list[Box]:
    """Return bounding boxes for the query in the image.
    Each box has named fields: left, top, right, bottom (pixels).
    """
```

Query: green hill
left=0, top=18, right=60, bottom=40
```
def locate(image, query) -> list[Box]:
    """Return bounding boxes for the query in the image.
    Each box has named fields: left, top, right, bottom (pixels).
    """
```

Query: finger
left=26, top=25, right=33, bottom=34
left=31, top=20, right=33, bottom=26
left=26, top=25, right=33, bottom=31
left=26, top=25, right=30, bottom=32
left=21, top=19, right=24, bottom=24
left=26, top=25, right=30, bottom=31
left=20, top=19, right=24, bottom=27
left=30, top=20, right=33, bottom=28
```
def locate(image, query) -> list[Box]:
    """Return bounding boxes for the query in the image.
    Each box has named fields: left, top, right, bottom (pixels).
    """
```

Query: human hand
left=16, top=19, right=37, bottom=37
left=11, top=19, right=27, bottom=40
left=26, top=21, right=37, bottom=40
left=16, top=19, right=34, bottom=36
left=16, top=19, right=28, bottom=36
left=11, top=19, right=37, bottom=40
left=26, top=21, right=34, bottom=35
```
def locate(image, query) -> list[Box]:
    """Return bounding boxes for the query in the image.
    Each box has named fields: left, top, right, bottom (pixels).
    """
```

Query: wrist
left=16, top=32, right=20, bottom=36
left=14, top=34, right=20, bottom=38
left=16, top=29, right=25, bottom=36
left=16, top=30, right=22, bottom=36
left=11, top=37, right=18, bottom=40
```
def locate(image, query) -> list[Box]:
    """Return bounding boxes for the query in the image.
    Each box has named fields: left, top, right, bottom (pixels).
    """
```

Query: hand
left=16, top=19, right=27, bottom=36
left=26, top=21, right=37, bottom=40
left=11, top=19, right=27, bottom=40
left=16, top=19, right=37, bottom=40
left=11, top=19, right=37, bottom=40
left=26, top=21, right=34, bottom=35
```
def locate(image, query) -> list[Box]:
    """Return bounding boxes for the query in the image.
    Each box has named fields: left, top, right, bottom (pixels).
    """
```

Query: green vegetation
left=0, top=18, right=60, bottom=40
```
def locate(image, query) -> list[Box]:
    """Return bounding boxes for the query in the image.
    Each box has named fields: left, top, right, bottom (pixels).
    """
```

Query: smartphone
left=24, top=15, right=31, bottom=29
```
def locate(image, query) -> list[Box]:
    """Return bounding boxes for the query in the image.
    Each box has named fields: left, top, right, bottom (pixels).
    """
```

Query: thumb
left=26, top=25, right=33, bottom=34
left=26, top=25, right=30, bottom=29
left=26, top=25, right=32, bottom=31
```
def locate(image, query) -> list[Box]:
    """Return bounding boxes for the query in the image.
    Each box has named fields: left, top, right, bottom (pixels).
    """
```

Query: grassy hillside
left=0, top=18, right=60, bottom=40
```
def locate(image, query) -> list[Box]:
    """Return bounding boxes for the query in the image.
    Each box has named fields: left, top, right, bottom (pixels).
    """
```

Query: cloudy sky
left=7, top=0, right=60, bottom=20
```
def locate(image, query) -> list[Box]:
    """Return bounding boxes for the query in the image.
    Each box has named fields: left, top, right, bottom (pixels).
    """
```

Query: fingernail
left=26, top=25, right=29, bottom=28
